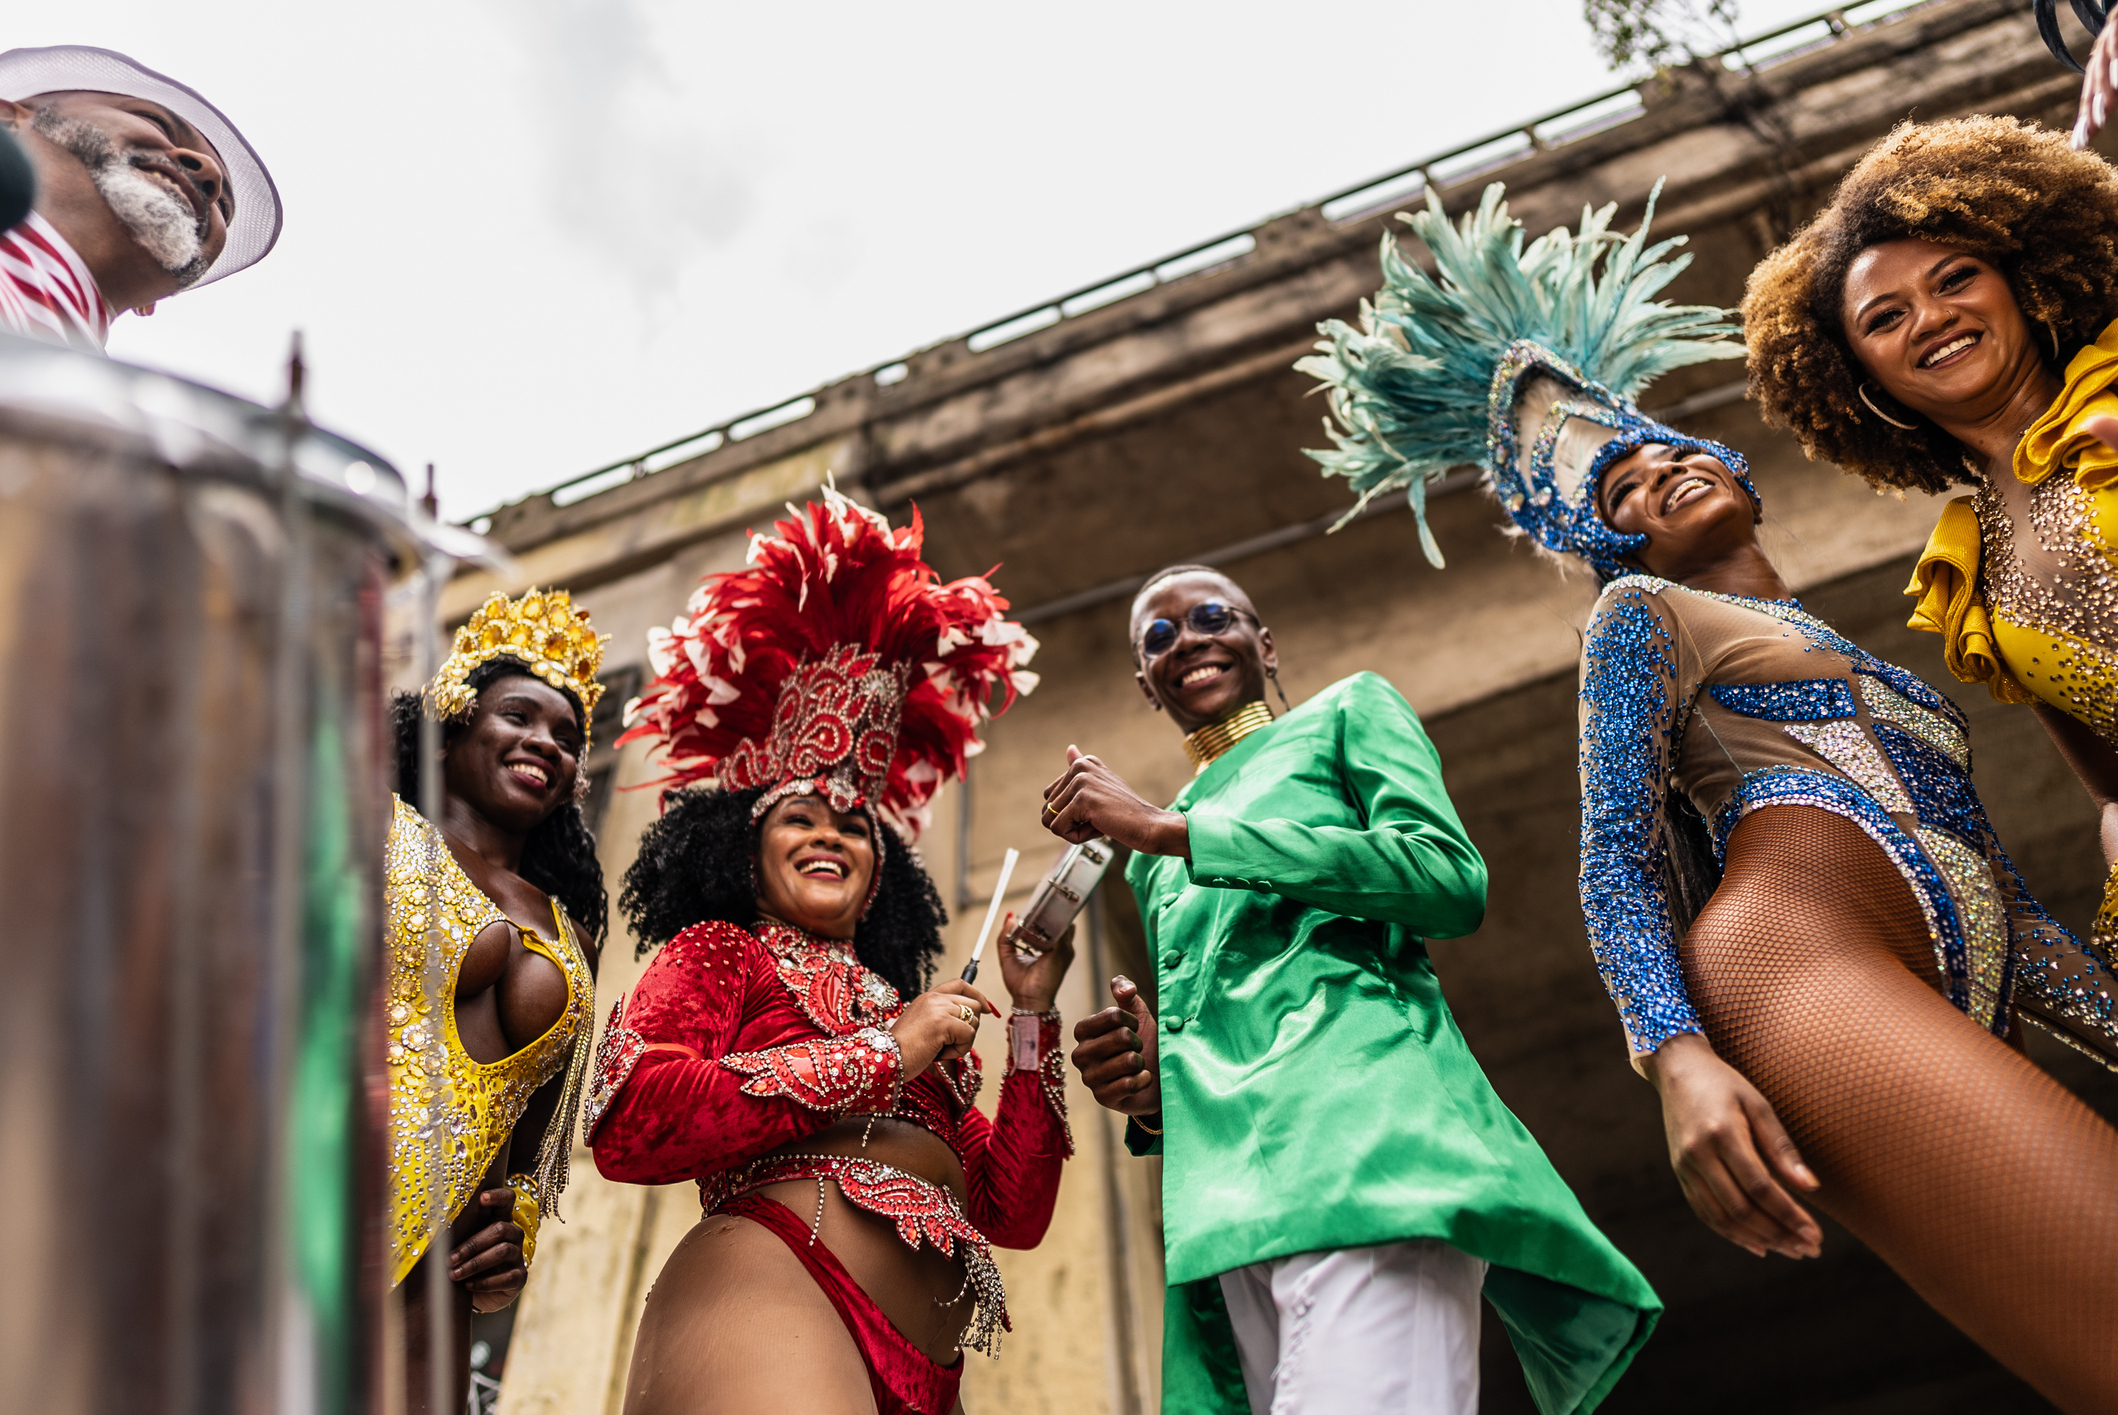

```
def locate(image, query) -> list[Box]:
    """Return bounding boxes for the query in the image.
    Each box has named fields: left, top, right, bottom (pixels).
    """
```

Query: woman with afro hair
left=1307, top=177, right=2118, bottom=1413
left=383, top=588, right=610, bottom=1413
left=586, top=490, right=1070, bottom=1415
left=1743, top=115, right=2118, bottom=1029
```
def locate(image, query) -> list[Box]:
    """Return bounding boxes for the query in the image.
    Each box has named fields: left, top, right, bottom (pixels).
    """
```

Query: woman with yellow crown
left=1743, top=116, right=2118, bottom=1031
left=586, top=489, right=1063, bottom=1415
left=386, top=587, right=609, bottom=1412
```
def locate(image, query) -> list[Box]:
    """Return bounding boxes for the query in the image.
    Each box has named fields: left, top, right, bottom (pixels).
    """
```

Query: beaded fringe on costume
left=383, top=799, right=596, bottom=1283
left=703, top=1153, right=1011, bottom=1357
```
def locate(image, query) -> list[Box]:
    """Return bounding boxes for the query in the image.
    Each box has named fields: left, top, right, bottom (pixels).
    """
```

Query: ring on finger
left=957, top=1002, right=977, bottom=1025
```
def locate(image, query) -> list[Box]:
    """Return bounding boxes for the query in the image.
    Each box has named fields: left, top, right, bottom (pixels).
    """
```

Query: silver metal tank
left=0, top=332, right=470, bottom=1415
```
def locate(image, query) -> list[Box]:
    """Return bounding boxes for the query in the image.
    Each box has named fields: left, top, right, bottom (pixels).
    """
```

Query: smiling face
left=1596, top=442, right=1760, bottom=580
left=1840, top=238, right=2049, bottom=427
left=1130, top=571, right=1277, bottom=736
left=752, top=794, right=877, bottom=940
left=6, top=90, right=232, bottom=301
left=440, top=674, right=584, bottom=836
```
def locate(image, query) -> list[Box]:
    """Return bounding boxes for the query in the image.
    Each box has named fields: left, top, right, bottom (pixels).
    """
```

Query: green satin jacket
left=1124, top=673, right=1658, bottom=1415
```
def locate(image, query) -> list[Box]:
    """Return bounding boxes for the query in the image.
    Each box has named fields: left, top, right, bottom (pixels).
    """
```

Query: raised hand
left=2076, top=16, right=2118, bottom=150
left=1070, top=974, right=1161, bottom=1117
left=997, top=913, right=1076, bottom=1013
left=1042, top=746, right=1189, bottom=857
left=892, top=979, right=999, bottom=1078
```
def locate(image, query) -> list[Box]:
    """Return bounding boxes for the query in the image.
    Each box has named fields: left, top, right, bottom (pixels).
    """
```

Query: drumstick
left=960, top=847, right=1020, bottom=984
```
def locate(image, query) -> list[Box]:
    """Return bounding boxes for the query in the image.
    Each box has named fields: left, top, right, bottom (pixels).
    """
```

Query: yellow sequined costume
left=385, top=796, right=595, bottom=1284
left=1909, top=314, right=2118, bottom=1032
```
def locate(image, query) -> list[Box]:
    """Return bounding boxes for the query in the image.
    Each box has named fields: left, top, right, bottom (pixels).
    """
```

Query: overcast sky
left=24, top=0, right=1844, bottom=519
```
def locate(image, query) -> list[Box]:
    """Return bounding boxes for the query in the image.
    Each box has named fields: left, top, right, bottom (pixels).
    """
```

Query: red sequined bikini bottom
left=703, top=1153, right=1010, bottom=1359
left=720, top=1194, right=963, bottom=1415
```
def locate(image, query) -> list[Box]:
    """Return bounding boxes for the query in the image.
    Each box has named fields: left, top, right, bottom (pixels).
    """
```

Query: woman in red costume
left=587, top=490, right=1070, bottom=1415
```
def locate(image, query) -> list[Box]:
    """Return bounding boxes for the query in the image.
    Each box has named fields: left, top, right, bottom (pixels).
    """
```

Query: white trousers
left=1216, top=1239, right=1488, bottom=1415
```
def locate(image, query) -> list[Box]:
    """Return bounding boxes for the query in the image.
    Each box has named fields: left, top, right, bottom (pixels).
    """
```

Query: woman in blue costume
left=1300, top=185, right=2118, bottom=1412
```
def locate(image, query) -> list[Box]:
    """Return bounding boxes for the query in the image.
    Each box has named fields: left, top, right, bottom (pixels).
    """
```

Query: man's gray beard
left=30, top=108, right=211, bottom=288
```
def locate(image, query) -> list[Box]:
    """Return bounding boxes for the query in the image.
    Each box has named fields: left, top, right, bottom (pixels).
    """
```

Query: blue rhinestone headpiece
left=1299, top=180, right=1746, bottom=574
left=1486, top=341, right=1757, bottom=579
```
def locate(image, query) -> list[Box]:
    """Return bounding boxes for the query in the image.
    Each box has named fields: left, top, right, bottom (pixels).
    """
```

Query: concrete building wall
left=474, top=3, right=2118, bottom=1408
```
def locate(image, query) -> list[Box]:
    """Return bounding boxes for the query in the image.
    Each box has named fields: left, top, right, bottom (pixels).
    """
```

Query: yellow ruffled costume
left=1903, top=498, right=2037, bottom=704
left=1908, top=315, right=2118, bottom=964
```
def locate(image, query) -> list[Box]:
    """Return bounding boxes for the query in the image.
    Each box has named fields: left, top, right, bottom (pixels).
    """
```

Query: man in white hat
left=0, top=46, right=280, bottom=352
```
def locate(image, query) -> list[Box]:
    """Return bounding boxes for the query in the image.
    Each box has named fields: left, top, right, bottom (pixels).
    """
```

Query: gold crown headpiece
left=426, top=588, right=611, bottom=744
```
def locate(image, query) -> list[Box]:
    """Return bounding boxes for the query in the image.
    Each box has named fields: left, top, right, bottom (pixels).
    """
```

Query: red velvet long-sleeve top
left=586, top=918, right=1070, bottom=1249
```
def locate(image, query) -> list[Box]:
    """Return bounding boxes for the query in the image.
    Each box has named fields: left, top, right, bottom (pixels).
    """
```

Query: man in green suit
left=1049, top=564, right=1659, bottom=1415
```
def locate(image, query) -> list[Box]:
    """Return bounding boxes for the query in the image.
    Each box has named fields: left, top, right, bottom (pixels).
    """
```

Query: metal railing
left=479, top=0, right=1937, bottom=527
left=1005, top=375, right=1751, bottom=626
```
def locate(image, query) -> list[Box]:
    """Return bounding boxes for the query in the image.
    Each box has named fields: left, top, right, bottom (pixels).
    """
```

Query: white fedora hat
left=0, top=45, right=281, bottom=286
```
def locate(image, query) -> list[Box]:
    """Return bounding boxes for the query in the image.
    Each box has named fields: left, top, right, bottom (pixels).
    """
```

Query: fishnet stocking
left=1682, top=805, right=2118, bottom=1414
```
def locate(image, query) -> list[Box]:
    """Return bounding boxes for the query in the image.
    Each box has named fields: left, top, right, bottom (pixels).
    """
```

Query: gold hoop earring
left=1859, top=383, right=1919, bottom=431
left=2047, top=320, right=2063, bottom=361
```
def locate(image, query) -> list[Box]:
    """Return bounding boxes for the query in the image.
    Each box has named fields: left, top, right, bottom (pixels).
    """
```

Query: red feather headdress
left=618, top=487, right=1038, bottom=839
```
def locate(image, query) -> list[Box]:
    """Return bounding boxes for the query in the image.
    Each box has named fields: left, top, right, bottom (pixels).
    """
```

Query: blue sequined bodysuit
left=1577, top=573, right=2118, bottom=1065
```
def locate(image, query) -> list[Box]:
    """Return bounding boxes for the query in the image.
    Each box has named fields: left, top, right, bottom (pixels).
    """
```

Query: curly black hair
left=619, top=784, right=947, bottom=1000
left=391, top=658, right=609, bottom=948
left=1744, top=115, right=2118, bottom=494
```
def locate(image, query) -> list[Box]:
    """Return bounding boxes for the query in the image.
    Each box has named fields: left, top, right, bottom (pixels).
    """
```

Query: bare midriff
left=745, top=1114, right=971, bottom=1362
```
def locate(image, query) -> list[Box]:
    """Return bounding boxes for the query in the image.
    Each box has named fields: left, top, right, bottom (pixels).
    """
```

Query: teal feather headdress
left=1297, top=180, right=1747, bottom=573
